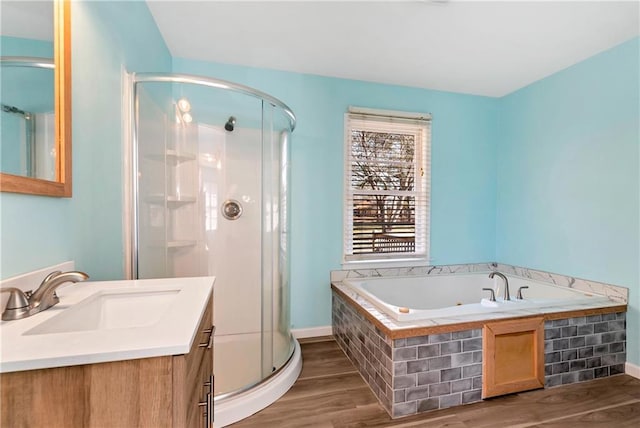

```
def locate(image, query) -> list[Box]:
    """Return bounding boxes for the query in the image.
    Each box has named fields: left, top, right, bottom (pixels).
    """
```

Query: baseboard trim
left=626, top=362, right=640, bottom=379
left=291, top=326, right=333, bottom=339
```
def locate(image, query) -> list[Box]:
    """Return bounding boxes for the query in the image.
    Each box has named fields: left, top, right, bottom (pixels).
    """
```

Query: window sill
left=341, top=258, right=431, bottom=270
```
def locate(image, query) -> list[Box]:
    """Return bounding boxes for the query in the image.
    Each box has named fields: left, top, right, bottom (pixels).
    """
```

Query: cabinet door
left=483, top=317, right=545, bottom=398
left=174, top=293, right=214, bottom=428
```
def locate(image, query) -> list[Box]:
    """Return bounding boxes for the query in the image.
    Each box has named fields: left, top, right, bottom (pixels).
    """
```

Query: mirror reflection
left=0, top=1, right=55, bottom=181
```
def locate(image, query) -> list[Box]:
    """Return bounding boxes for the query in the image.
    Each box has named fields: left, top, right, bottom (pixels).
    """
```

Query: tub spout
left=489, top=271, right=510, bottom=301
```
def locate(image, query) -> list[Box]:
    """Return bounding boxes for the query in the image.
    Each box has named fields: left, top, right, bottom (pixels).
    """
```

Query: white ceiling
left=148, top=0, right=639, bottom=97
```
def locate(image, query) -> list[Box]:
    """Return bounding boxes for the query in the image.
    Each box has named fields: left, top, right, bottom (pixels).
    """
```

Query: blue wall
left=172, top=58, right=499, bottom=328
left=497, top=37, right=640, bottom=365
left=0, top=0, right=171, bottom=279
left=1, top=1, right=637, bottom=366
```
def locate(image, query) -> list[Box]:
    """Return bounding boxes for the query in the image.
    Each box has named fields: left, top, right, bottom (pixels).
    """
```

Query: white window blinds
left=344, top=108, right=431, bottom=262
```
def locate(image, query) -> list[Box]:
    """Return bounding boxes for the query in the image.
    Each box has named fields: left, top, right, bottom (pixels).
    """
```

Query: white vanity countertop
left=0, top=276, right=214, bottom=373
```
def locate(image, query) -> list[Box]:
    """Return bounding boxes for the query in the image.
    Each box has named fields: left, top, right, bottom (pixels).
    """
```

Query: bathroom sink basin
left=24, top=289, right=180, bottom=335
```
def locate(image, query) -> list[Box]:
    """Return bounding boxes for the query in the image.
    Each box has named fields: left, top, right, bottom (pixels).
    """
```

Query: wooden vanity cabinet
left=1, top=293, right=214, bottom=428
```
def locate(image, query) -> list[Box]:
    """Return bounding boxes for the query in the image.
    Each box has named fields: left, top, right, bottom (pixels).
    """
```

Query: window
left=344, top=107, right=431, bottom=262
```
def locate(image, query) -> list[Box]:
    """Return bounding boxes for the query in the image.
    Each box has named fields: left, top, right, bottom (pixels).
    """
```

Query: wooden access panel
left=483, top=317, right=545, bottom=398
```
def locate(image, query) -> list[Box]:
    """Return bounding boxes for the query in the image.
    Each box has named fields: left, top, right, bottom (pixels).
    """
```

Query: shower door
left=133, top=76, right=294, bottom=399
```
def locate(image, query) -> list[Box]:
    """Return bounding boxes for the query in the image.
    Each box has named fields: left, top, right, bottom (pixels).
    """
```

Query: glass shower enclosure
left=130, top=73, right=296, bottom=407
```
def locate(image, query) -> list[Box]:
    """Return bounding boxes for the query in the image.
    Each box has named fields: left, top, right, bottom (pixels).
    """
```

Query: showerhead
left=225, top=116, right=236, bottom=132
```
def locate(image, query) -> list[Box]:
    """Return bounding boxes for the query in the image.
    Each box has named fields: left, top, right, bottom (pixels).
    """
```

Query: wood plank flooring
left=232, top=337, right=640, bottom=427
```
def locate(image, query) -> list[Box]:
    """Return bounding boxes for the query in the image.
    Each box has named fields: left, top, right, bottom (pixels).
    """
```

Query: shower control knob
left=222, top=200, right=243, bottom=220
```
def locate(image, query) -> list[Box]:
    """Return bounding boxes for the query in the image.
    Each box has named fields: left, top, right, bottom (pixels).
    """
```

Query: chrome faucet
left=1, top=270, right=89, bottom=321
left=489, top=271, right=510, bottom=301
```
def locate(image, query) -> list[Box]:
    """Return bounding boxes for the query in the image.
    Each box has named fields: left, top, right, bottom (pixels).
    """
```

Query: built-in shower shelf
left=146, top=150, right=196, bottom=164
left=167, top=240, right=197, bottom=249
left=145, top=194, right=197, bottom=207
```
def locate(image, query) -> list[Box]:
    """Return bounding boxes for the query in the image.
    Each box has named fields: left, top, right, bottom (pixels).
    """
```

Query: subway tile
left=614, top=331, right=626, bottom=342
left=544, top=340, right=553, bottom=353
left=380, top=341, right=392, bottom=358
left=418, top=344, right=440, bottom=359
left=578, top=369, right=595, bottom=382
left=441, top=341, right=462, bottom=355
left=570, top=336, right=586, bottom=348
left=569, top=316, right=586, bottom=325
left=594, top=366, right=609, bottom=378
left=586, top=315, right=601, bottom=323
left=577, top=324, right=594, bottom=335
left=552, top=362, right=570, bottom=374
left=545, top=365, right=553, bottom=376
left=545, top=351, right=561, bottom=364
left=407, top=335, right=430, bottom=346
left=601, top=332, right=616, bottom=344
left=441, top=367, right=462, bottom=382
left=570, top=360, right=586, bottom=371
left=594, top=344, right=609, bottom=356
left=429, top=356, right=452, bottom=370
left=429, top=382, right=451, bottom=397
left=417, top=397, right=439, bottom=412
left=394, top=362, right=407, bottom=376
left=545, top=328, right=561, bottom=340
left=561, top=326, right=578, bottom=337
left=473, top=376, right=482, bottom=390
left=553, top=319, right=569, bottom=327
left=451, top=378, right=473, bottom=393
left=585, top=334, right=602, bottom=346
left=602, top=313, right=616, bottom=321
left=462, top=364, right=482, bottom=378
left=615, top=352, right=627, bottom=364
left=586, top=357, right=602, bottom=369
left=610, top=364, right=625, bottom=375
left=562, top=349, right=577, bottom=361
left=553, top=338, right=570, bottom=351
left=417, top=371, right=440, bottom=386
left=394, top=389, right=406, bottom=404
left=451, top=352, right=473, bottom=367
left=546, top=374, right=562, bottom=387
left=608, top=320, right=625, bottom=331
left=594, top=322, right=609, bottom=333
left=544, top=321, right=554, bottom=329
left=407, top=359, right=429, bottom=374
left=406, top=385, right=430, bottom=401
left=473, top=351, right=483, bottom=363
left=601, top=354, right=616, bottom=366
left=462, top=338, right=482, bottom=352
left=462, top=390, right=482, bottom=404
left=393, top=401, right=417, bottom=418
left=440, top=393, right=462, bottom=408
left=429, top=333, right=452, bottom=344
left=616, top=312, right=626, bottom=320
left=394, top=347, right=417, bottom=361
left=393, top=374, right=416, bottom=389
left=393, top=338, right=406, bottom=348
left=561, top=372, right=578, bottom=384
left=452, top=330, right=473, bottom=340
left=471, top=329, right=482, bottom=338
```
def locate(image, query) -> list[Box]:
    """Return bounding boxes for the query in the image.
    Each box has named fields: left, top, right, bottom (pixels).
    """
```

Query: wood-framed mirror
left=0, top=0, right=72, bottom=197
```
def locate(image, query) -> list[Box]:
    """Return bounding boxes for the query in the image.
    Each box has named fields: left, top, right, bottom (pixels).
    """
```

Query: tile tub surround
left=331, top=262, right=628, bottom=304
left=333, top=292, right=483, bottom=418
left=544, top=312, right=627, bottom=387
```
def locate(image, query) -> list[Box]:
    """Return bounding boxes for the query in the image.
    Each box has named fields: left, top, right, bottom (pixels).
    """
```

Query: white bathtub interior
left=344, top=273, right=612, bottom=322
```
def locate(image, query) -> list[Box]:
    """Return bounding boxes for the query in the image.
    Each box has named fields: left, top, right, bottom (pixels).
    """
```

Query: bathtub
left=342, top=273, right=611, bottom=322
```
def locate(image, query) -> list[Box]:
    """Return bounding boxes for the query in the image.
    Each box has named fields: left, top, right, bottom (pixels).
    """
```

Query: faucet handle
left=482, top=288, right=496, bottom=302
left=1, top=288, right=31, bottom=321
left=1, top=287, right=29, bottom=309
left=516, top=286, right=529, bottom=300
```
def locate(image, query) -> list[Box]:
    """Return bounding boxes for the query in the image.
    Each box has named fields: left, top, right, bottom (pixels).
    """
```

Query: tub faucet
left=489, top=271, right=510, bottom=301
left=1, top=270, right=89, bottom=321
